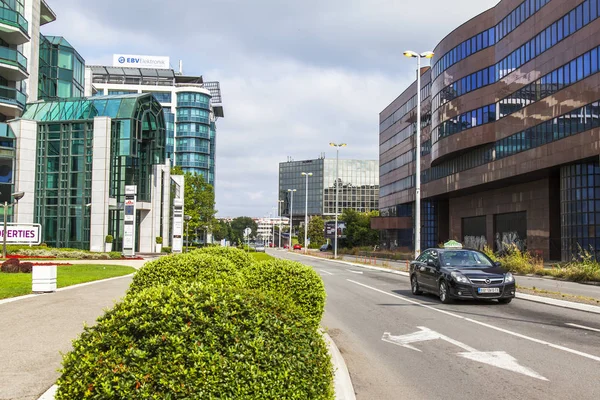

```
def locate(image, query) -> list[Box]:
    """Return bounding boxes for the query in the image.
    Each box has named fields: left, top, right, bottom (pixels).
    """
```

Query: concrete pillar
left=11, top=120, right=37, bottom=224
left=90, top=117, right=112, bottom=252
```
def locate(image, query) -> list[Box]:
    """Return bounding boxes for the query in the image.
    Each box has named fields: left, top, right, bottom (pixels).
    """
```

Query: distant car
left=284, top=244, right=289, bottom=249
left=409, top=248, right=515, bottom=304
left=293, top=244, right=302, bottom=250
left=319, top=243, right=332, bottom=251
left=255, top=245, right=266, bottom=252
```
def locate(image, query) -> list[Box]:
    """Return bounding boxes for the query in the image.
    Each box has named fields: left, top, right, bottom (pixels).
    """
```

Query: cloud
left=41, top=0, right=500, bottom=217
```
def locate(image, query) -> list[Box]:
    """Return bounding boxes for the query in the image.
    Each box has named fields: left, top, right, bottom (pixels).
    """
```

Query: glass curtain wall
left=175, top=92, right=212, bottom=180
left=323, top=160, right=379, bottom=215
left=38, top=36, right=85, bottom=100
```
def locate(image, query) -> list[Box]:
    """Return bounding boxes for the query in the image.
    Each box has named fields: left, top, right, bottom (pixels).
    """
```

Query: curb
left=322, top=331, right=356, bottom=400
left=294, top=252, right=600, bottom=315
left=0, top=273, right=134, bottom=306
left=38, top=385, right=57, bottom=400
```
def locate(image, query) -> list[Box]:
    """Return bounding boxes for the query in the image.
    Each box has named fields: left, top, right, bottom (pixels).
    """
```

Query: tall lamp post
left=277, top=199, right=284, bottom=249
left=287, top=189, right=296, bottom=250
left=301, top=172, right=313, bottom=254
left=403, top=50, right=434, bottom=258
left=329, top=143, right=346, bottom=259
left=184, top=215, right=191, bottom=253
left=3, top=191, right=25, bottom=258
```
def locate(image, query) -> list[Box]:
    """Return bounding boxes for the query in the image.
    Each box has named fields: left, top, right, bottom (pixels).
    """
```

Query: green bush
left=105, top=235, right=114, bottom=243
left=128, top=253, right=244, bottom=296
left=55, top=283, right=334, bottom=399
left=242, top=259, right=326, bottom=329
left=495, top=245, right=542, bottom=275
left=162, top=246, right=171, bottom=253
left=193, top=246, right=254, bottom=269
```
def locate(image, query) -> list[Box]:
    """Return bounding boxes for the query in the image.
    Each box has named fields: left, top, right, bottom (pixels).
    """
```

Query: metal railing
left=0, top=6, right=28, bottom=34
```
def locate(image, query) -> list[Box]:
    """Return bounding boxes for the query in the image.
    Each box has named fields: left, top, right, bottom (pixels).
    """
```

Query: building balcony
left=0, top=46, right=28, bottom=81
left=175, top=145, right=210, bottom=154
left=177, top=100, right=210, bottom=110
left=40, top=0, right=57, bottom=26
left=176, top=160, right=209, bottom=169
left=0, top=7, right=29, bottom=45
left=175, top=130, right=210, bottom=140
left=177, top=115, right=210, bottom=124
left=0, top=85, right=26, bottom=118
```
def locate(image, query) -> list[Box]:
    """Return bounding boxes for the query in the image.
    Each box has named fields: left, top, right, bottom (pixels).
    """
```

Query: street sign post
left=123, top=185, right=137, bottom=257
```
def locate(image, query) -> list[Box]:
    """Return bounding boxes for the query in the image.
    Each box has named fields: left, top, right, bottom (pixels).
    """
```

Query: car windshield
left=440, top=250, right=493, bottom=268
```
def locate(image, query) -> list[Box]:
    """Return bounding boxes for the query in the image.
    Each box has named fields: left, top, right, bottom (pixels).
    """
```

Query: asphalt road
left=273, top=250, right=600, bottom=400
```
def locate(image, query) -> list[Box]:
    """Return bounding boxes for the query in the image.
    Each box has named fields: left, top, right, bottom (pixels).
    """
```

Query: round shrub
left=193, top=246, right=254, bottom=269
left=1, top=258, right=20, bottom=273
left=56, top=283, right=334, bottom=399
left=242, top=259, right=326, bottom=328
left=18, top=262, right=33, bottom=273
left=128, top=253, right=244, bottom=296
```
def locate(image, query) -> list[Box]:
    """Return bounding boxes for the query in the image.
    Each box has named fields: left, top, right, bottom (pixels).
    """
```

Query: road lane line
left=565, top=323, right=600, bottom=333
left=347, top=279, right=600, bottom=363
left=348, top=270, right=363, bottom=274
left=319, top=269, right=334, bottom=276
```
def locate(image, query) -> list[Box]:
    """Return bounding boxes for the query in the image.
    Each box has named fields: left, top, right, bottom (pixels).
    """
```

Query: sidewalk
left=0, top=275, right=133, bottom=400
left=312, top=252, right=600, bottom=302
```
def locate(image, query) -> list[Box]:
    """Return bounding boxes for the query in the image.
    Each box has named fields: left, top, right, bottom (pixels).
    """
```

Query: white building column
left=162, top=163, right=171, bottom=246
left=90, top=117, right=112, bottom=252
left=138, top=163, right=171, bottom=253
left=22, top=0, right=42, bottom=103
left=11, top=120, right=37, bottom=224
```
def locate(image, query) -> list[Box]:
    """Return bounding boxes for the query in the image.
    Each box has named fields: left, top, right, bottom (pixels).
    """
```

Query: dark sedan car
left=409, top=248, right=515, bottom=304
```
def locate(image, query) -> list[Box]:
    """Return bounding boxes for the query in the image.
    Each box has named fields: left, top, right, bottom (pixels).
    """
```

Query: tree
left=340, top=209, right=380, bottom=248
left=230, top=217, right=258, bottom=245
left=308, top=216, right=326, bottom=248
left=171, top=167, right=217, bottom=244
left=212, top=220, right=229, bottom=242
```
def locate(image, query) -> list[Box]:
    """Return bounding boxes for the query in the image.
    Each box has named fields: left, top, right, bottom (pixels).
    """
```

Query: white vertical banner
left=172, top=198, right=183, bottom=253
left=123, top=185, right=137, bottom=257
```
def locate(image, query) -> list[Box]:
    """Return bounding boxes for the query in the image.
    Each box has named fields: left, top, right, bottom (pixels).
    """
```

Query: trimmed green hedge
left=192, top=246, right=254, bottom=269
left=56, top=283, right=334, bottom=399
left=128, top=253, right=243, bottom=296
left=243, top=259, right=326, bottom=329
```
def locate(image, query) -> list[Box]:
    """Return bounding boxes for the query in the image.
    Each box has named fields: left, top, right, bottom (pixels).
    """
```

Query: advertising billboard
left=113, top=54, right=170, bottom=69
left=324, top=221, right=346, bottom=239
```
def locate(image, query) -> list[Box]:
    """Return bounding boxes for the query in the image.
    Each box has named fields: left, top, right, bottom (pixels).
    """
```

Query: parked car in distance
left=320, top=243, right=332, bottom=251
left=409, top=246, right=515, bottom=304
left=255, top=245, right=266, bottom=252
left=284, top=244, right=289, bottom=249
left=293, top=244, right=302, bottom=250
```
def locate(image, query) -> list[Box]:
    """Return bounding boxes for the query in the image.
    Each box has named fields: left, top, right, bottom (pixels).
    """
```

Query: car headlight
left=505, top=272, right=514, bottom=283
left=451, top=271, right=469, bottom=283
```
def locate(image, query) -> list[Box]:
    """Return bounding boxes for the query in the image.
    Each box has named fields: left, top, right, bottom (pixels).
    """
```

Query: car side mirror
left=493, top=261, right=502, bottom=267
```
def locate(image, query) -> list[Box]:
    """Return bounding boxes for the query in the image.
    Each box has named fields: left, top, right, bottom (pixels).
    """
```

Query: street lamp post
left=184, top=215, right=191, bottom=253
left=403, top=50, right=434, bottom=259
left=287, top=189, right=296, bottom=250
left=2, top=191, right=25, bottom=258
left=301, top=172, right=313, bottom=254
left=329, top=143, right=347, bottom=259
left=277, top=199, right=284, bottom=249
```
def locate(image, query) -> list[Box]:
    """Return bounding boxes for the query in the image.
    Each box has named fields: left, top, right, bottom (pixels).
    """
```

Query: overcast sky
left=43, top=0, right=499, bottom=218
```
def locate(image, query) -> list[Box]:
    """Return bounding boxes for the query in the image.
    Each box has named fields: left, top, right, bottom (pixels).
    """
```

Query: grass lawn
left=250, top=252, right=275, bottom=262
left=0, top=264, right=135, bottom=300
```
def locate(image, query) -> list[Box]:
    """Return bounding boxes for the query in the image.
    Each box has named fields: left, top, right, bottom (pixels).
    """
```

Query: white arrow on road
left=382, top=326, right=548, bottom=381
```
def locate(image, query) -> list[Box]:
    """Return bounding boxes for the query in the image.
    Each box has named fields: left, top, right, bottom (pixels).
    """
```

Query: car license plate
left=478, top=287, right=500, bottom=294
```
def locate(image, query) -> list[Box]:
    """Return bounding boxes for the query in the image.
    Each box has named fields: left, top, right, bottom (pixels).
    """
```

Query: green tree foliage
left=340, top=209, right=380, bottom=248
left=230, top=217, right=258, bottom=245
left=171, top=167, right=217, bottom=243
left=308, top=216, right=326, bottom=248
left=211, top=220, right=230, bottom=242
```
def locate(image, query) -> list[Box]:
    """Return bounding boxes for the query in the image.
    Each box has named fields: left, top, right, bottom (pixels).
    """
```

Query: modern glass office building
left=38, top=35, right=84, bottom=100
left=86, top=65, right=224, bottom=186
left=13, top=93, right=172, bottom=251
left=376, top=0, right=600, bottom=260
left=278, top=158, right=379, bottom=226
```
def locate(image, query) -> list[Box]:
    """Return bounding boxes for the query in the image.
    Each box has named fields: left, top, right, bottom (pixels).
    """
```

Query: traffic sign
left=244, top=228, right=252, bottom=237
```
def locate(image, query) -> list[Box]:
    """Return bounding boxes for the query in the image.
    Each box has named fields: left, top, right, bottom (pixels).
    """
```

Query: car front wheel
left=439, top=280, right=452, bottom=304
left=411, top=275, right=423, bottom=295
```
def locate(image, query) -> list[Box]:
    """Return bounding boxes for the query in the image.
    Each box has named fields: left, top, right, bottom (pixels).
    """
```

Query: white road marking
left=382, top=327, right=547, bottom=381
left=348, top=270, right=363, bottom=274
left=565, top=323, right=600, bottom=333
left=319, top=269, right=334, bottom=276
left=348, top=279, right=600, bottom=363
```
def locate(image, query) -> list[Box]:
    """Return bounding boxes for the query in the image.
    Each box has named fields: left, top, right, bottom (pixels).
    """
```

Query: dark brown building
left=375, top=0, right=600, bottom=261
